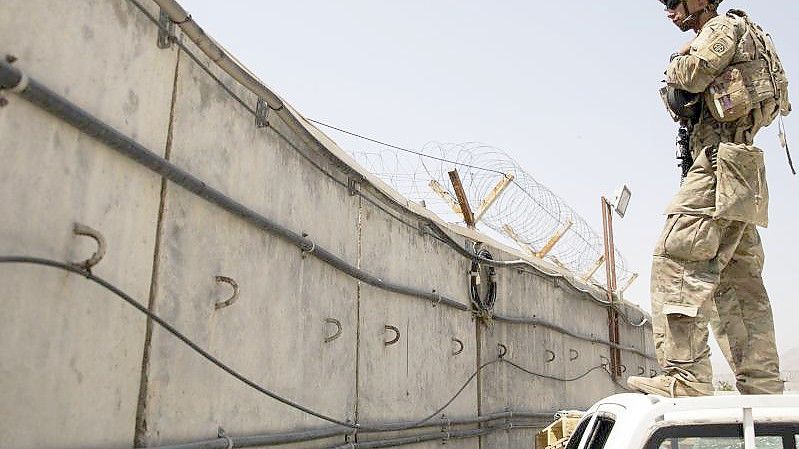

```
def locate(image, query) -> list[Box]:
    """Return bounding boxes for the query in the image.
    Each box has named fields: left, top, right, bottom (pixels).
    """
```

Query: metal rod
left=601, top=197, right=622, bottom=378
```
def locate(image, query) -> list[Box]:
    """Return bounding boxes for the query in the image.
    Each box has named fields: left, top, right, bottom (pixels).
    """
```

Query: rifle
left=676, top=124, right=693, bottom=181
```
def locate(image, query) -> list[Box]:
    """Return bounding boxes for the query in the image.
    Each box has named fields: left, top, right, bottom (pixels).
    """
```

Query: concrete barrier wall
left=0, top=1, right=655, bottom=448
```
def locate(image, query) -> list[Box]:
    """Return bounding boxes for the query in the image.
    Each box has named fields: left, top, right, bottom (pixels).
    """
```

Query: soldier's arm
left=666, top=17, right=739, bottom=93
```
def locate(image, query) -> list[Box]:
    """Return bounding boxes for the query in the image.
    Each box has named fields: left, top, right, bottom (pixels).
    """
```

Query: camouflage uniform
left=651, top=10, right=786, bottom=395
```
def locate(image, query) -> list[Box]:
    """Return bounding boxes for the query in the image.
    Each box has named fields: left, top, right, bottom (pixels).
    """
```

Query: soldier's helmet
left=658, top=0, right=723, bottom=8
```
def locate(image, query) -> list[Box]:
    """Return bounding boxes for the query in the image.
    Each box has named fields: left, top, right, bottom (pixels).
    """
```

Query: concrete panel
left=140, top=188, right=359, bottom=446
left=0, top=0, right=175, bottom=151
left=356, top=200, right=477, bottom=449
left=0, top=1, right=176, bottom=447
left=138, top=41, right=361, bottom=445
left=163, top=41, right=359, bottom=262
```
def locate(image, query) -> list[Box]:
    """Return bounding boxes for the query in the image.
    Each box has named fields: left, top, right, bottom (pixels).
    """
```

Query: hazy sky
left=180, top=1, right=798, bottom=369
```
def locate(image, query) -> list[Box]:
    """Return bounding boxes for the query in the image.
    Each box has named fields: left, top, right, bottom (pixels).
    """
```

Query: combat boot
left=627, top=375, right=714, bottom=397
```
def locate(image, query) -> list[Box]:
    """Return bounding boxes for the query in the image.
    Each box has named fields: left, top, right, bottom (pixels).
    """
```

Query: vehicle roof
left=589, top=393, right=799, bottom=421
left=580, top=393, right=799, bottom=448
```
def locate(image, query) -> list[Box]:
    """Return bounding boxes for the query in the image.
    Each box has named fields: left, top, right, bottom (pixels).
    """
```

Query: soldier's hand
left=678, top=40, right=693, bottom=55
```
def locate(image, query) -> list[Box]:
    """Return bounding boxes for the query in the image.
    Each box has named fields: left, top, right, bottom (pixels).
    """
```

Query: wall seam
left=354, top=194, right=363, bottom=438
left=134, top=44, right=181, bottom=448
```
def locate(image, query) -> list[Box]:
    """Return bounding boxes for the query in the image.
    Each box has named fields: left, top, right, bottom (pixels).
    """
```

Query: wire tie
left=432, top=290, right=442, bottom=307
left=301, top=240, right=316, bottom=254
left=217, top=427, right=233, bottom=449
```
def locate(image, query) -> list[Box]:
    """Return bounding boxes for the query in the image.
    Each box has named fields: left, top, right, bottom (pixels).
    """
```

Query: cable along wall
left=0, top=1, right=655, bottom=449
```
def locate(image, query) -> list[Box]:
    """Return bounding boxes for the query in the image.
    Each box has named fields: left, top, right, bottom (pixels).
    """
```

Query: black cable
left=0, top=256, right=498, bottom=432
left=502, top=360, right=611, bottom=383
left=502, top=359, right=634, bottom=392
left=469, top=247, right=497, bottom=312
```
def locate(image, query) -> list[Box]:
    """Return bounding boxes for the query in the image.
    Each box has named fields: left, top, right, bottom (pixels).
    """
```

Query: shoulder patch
left=712, top=41, right=727, bottom=55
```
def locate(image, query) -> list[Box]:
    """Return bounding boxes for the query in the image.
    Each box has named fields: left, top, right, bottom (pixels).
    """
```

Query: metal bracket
left=213, top=276, right=239, bottom=310
left=440, top=414, right=451, bottom=445
left=157, top=9, right=176, bottom=49
left=72, top=223, right=107, bottom=271
left=324, top=318, right=342, bottom=343
left=384, top=325, right=400, bottom=346
left=451, top=338, right=464, bottom=356
left=600, top=355, right=610, bottom=369
left=347, top=177, right=361, bottom=196
left=255, top=98, right=270, bottom=128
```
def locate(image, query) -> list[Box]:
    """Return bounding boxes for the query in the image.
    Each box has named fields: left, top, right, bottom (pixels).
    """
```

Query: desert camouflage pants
left=651, top=214, right=783, bottom=394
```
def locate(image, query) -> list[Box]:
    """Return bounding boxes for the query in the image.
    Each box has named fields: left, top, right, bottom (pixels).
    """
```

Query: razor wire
left=323, top=132, right=635, bottom=290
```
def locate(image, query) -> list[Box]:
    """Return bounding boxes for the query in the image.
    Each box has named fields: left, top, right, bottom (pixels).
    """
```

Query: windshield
left=646, top=423, right=799, bottom=449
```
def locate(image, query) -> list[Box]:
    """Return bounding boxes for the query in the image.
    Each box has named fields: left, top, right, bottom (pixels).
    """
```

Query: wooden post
left=501, top=224, right=537, bottom=258
left=619, top=273, right=639, bottom=299
left=474, top=173, right=515, bottom=223
left=448, top=169, right=475, bottom=228
left=581, top=255, right=605, bottom=283
left=428, top=180, right=462, bottom=215
left=536, top=220, right=573, bottom=259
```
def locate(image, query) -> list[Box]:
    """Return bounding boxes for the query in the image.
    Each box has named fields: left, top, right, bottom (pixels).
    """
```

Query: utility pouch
left=713, top=142, right=769, bottom=227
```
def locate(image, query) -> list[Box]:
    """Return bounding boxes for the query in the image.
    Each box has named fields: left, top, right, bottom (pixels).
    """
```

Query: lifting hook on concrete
left=217, top=427, right=233, bottom=449
left=600, top=355, right=610, bottom=369
left=620, top=364, right=627, bottom=374
left=213, top=276, right=239, bottom=310
left=569, top=348, right=580, bottom=361
left=451, top=338, right=464, bottom=356
left=650, top=368, right=658, bottom=377
left=384, top=325, right=400, bottom=346
left=497, top=343, right=508, bottom=358
left=71, top=223, right=106, bottom=271
left=324, top=318, right=342, bottom=343
left=638, top=366, right=646, bottom=376
left=545, top=350, right=556, bottom=363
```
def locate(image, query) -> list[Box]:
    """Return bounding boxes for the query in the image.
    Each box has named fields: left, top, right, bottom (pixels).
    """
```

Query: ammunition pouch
left=707, top=10, right=792, bottom=123
left=705, top=59, right=774, bottom=122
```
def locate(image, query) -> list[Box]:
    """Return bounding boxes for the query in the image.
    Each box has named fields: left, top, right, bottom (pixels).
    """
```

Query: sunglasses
left=660, top=0, right=682, bottom=9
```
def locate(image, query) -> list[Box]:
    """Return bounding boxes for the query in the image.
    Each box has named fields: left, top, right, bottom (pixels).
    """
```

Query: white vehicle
left=564, top=393, right=799, bottom=449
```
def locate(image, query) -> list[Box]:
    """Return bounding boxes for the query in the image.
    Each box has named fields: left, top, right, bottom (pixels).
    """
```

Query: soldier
left=626, top=0, right=791, bottom=397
